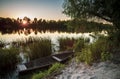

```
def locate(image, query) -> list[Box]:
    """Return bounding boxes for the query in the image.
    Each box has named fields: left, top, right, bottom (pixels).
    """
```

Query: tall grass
left=47, top=63, right=64, bottom=74
left=27, top=38, right=52, bottom=60
left=58, top=37, right=75, bottom=51
left=0, top=47, right=19, bottom=73
left=89, top=36, right=109, bottom=61
left=11, top=37, right=52, bottom=60
left=32, top=63, right=65, bottom=79
left=75, top=36, right=112, bottom=65
left=74, top=38, right=85, bottom=52
left=76, top=47, right=93, bottom=65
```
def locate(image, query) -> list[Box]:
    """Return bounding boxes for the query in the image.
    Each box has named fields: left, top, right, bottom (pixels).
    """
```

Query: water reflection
left=0, top=30, right=93, bottom=41
left=0, top=30, right=94, bottom=52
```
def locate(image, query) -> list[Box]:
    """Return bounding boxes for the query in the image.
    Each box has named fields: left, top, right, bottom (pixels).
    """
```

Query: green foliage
left=108, top=31, right=120, bottom=50
left=48, top=63, right=64, bottom=74
left=58, top=37, right=75, bottom=51
left=32, top=71, right=48, bottom=79
left=63, top=0, right=92, bottom=19
left=0, top=47, right=19, bottom=72
left=66, top=19, right=112, bottom=33
left=32, top=63, right=64, bottom=79
left=63, top=0, right=120, bottom=29
left=74, top=38, right=86, bottom=52
left=89, top=36, right=109, bottom=61
left=76, top=36, right=112, bottom=65
left=101, top=52, right=112, bottom=61
left=76, top=48, right=93, bottom=65
left=28, top=38, right=52, bottom=60
left=11, top=37, right=52, bottom=60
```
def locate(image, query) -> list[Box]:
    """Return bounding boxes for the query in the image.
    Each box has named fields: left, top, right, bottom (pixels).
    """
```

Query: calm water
left=0, top=31, right=94, bottom=51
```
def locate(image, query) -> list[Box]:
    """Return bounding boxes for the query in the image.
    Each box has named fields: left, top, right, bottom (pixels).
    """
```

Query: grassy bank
left=75, top=35, right=112, bottom=65
left=32, top=63, right=64, bottom=79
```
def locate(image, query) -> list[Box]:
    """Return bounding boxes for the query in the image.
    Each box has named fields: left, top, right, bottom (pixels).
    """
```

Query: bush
left=0, top=47, right=19, bottom=72
left=28, top=38, right=52, bottom=60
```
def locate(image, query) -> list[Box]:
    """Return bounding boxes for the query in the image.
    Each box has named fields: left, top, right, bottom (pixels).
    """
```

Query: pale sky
left=0, top=0, right=70, bottom=20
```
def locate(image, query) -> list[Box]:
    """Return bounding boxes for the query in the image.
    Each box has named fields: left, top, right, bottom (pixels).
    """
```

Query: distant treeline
left=0, top=17, right=67, bottom=34
left=0, top=17, right=113, bottom=34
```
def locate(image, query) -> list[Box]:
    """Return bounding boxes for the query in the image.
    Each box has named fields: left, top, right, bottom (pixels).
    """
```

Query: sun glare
left=22, top=20, right=27, bottom=25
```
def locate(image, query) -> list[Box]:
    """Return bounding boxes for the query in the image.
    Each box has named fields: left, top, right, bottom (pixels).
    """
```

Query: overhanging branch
left=91, top=12, right=112, bottom=22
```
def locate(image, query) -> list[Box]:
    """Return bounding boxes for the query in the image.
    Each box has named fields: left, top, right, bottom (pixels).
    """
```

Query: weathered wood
left=52, top=56, right=62, bottom=62
left=18, top=51, right=74, bottom=74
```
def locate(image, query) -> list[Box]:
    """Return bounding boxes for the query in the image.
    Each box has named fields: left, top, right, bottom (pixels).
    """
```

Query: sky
left=0, top=0, right=70, bottom=20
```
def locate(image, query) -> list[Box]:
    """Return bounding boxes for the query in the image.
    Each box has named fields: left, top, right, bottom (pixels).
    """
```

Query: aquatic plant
left=28, top=38, right=52, bottom=60
left=58, top=37, right=75, bottom=51
left=0, top=47, right=19, bottom=73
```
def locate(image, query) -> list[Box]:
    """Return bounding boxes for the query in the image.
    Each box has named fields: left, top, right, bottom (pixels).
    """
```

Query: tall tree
left=63, top=0, right=120, bottom=29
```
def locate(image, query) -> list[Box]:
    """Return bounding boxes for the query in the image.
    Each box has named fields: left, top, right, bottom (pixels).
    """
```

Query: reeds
left=0, top=47, right=19, bottom=73
left=27, top=37, right=52, bottom=60
left=58, top=37, right=75, bottom=51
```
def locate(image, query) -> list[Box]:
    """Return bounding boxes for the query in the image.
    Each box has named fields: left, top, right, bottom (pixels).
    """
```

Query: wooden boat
left=17, top=51, right=74, bottom=74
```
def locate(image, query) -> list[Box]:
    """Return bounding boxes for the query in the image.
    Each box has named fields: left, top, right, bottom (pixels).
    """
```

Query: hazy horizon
left=0, top=0, right=70, bottom=20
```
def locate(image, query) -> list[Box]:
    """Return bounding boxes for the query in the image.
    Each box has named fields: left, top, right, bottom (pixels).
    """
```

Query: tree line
left=0, top=17, right=68, bottom=34
left=0, top=16, right=112, bottom=34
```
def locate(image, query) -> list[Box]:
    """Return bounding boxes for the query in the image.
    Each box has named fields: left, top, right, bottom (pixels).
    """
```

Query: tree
left=63, top=0, right=120, bottom=29
left=33, top=18, right=37, bottom=23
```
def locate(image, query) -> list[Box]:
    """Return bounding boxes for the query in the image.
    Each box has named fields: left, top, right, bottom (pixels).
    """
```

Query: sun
left=22, top=20, right=27, bottom=25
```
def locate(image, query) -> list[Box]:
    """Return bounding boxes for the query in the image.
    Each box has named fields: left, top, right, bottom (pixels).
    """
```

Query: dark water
left=0, top=70, right=18, bottom=79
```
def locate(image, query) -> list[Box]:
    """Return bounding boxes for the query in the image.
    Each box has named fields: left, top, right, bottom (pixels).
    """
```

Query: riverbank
left=52, top=58, right=120, bottom=79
